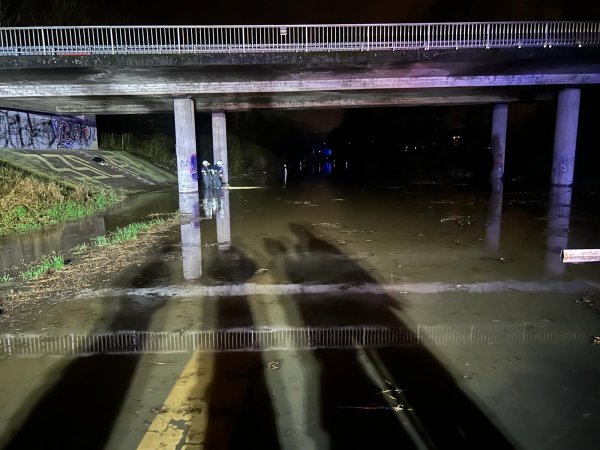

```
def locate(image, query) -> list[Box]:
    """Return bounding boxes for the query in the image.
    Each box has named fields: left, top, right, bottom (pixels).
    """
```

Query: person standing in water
left=213, top=160, right=227, bottom=188
left=201, top=160, right=213, bottom=190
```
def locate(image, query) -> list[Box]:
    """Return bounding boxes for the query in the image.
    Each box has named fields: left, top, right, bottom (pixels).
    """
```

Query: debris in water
left=338, top=380, right=409, bottom=412
left=312, top=222, right=341, bottom=229
left=576, top=293, right=600, bottom=315
left=440, top=215, right=473, bottom=228
left=266, top=359, right=282, bottom=370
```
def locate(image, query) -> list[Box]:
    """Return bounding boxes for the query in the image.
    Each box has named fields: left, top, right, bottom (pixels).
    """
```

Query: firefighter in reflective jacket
left=201, top=160, right=213, bottom=189
left=213, top=160, right=226, bottom=188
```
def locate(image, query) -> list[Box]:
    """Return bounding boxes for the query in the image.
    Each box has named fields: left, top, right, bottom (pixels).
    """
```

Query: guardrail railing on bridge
left=0, top=22, right=599, bottom=56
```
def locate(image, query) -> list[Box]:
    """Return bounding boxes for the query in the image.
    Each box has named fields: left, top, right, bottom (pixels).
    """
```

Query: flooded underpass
left=1, top=181, right=600, bottom=449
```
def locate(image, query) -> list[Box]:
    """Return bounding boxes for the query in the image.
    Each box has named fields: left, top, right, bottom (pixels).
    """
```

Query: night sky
left=2, top=0, right=599, bottom=26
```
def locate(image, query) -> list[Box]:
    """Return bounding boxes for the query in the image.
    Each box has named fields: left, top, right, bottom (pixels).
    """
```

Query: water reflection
left=545, top=186, right=572, bottom=275
left=0, top=189, right=178, bottom=271
left=216, top=189, right=231, bottom=251
left=485, top=178, right=503, bottom=252
left=202, top=188, right=231, bottom=251
left=0, top=215, right=106, bottom=270
left=179, top=192, right=202, bottom=280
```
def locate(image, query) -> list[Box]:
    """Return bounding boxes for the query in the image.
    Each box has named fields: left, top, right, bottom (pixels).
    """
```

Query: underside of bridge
left=1, top=48, right=599, bottom=189
left=0, top=48, right=599, bottom=114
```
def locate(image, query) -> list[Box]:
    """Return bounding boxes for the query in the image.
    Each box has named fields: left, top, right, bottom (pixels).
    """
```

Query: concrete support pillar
left=212, top=111, right=229, bottom=183
left=551, top=88, right=580, bottom=186
left=174, top=98, right=198, bottom=193
left=490, top=103, right=508, bottom=179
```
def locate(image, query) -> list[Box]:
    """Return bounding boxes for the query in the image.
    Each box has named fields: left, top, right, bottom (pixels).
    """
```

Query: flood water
left=1, top=178, right=600, bottom=449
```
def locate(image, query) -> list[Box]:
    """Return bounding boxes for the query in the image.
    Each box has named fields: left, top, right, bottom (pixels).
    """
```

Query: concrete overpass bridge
left=1, top=22, right=600, bottom=191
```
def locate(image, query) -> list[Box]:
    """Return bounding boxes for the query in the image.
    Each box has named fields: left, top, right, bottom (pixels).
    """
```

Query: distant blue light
left=322, top=148, right=332, bottom=156
left=325, top=162, right=332, bottom=174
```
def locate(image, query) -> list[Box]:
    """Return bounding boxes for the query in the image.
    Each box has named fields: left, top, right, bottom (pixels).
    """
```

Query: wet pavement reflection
left=1, top=181, right=600, bottom=449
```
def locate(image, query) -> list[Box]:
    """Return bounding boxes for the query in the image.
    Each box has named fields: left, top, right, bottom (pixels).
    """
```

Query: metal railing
left=1, top=325, right=595, bottom=357
left=0, top=21, right=599, bottom=57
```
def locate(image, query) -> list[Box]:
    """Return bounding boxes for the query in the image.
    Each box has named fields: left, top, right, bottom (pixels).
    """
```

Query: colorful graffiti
left=0, top=109, right=97, bottom=150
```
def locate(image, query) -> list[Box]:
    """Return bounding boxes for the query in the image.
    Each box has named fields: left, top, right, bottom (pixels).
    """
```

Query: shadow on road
left=260, top=222, right=516, bottom=449
left=2, top=246, right=173, bottom=450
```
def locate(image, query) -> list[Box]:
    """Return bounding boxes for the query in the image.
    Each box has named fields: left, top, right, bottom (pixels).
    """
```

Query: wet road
left=1, top=181, right=600, bottom=449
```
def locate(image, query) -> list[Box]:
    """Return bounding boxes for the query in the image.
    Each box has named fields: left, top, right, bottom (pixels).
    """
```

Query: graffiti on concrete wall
left=0, top=109, right=97, bottom=150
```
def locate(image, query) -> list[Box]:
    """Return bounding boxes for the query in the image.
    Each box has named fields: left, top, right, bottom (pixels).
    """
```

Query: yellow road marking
left=137, top=351, right=214, bottom=449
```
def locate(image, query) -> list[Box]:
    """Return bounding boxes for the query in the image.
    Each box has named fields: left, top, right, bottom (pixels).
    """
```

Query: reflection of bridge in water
left=178, top=183, right=588, bottom=281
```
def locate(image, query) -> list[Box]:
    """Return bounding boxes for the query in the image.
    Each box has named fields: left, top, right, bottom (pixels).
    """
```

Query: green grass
left=0, top=273, right=13, bottom=283
left=20, top=254, right=65, bottom=282
left=92, top=218, right=165, bottom=247
left=72, top=243, right=89, bottom=254
left=0, top=165, right=124, bottom=236
left=2, top=216, right=170, bottom=284
left=100, top=132, right=176, bottom=173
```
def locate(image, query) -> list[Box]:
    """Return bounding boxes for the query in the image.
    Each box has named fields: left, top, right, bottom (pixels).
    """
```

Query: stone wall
left=0, top=109, right=97, bottom=150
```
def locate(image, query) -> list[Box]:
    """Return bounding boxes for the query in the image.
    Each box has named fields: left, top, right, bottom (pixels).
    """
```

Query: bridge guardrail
left=0, top=22, right=599, bottom=56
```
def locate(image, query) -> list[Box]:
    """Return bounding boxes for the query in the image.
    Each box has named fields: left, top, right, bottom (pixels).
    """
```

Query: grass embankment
left=0, top=165, right=123, bottom=236
left=100, top=131, right=277, bottom=179
left=100, top=132, right=177, bottom=173
left=0, top=217, right=167, bottom=283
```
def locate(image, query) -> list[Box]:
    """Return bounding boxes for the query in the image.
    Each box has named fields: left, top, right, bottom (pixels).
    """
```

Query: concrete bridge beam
left=212, top=111, right=229, bottom=184
left=551, top=88, right=581, bottom=186
left=174, top=98, right=199, bottom=193
left=490, top=103, right=508, bottom=179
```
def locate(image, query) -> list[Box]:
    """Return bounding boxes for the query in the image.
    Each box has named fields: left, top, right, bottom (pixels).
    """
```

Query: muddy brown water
left=1, top=181, right=599, bottom=449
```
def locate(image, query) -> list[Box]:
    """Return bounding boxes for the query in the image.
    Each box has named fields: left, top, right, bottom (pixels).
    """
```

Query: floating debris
left=478, top=256, right=512, bottom=264
left=312, top=222, right=341, bottom=229
left=285, top=200, right=319, bottom=207
left=440, top=215, right=473, bottom=228
left=576, top=292, right=600, bottom=315
left=266, top=359, right=282, bottom=370
left=338, top=380, right=408, bottom=412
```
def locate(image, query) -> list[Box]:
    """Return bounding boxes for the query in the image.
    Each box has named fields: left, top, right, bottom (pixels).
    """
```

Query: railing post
left=486, top=23, right=490, bottom=48
left=177, top=27, right=181, bottom=54
left=305, top=25, right=308, bottom=51
left=110, top=27, right=115, bottom=55
left=41, top=28, right=46, bottom=55
left=366, top=25, right=370, bottom=51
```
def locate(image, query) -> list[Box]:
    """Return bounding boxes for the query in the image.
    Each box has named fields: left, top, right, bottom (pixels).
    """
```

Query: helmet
left=202, top=160, right=209, bottom=166
left=216, top=160, right=223, bottom=166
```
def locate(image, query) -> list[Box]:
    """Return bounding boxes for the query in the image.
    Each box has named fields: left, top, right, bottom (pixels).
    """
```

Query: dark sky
left=3, top=0, right=599, bottom=26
